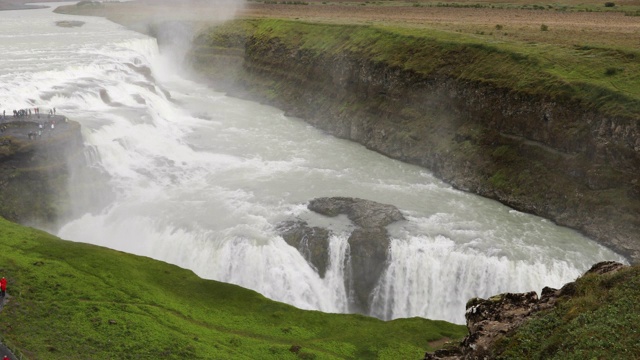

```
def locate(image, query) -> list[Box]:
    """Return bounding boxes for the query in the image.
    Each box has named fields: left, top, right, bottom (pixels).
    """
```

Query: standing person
left=0, top=277, right=6, bottom=297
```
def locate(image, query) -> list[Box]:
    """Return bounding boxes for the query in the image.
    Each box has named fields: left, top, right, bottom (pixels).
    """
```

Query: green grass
left=0, top=217, right=466, bottom=359
left=196, top=18, right=640, bottom=119
left=56, top=1, right=640, bottom=118
left=493, top=265, right=640, bottom=359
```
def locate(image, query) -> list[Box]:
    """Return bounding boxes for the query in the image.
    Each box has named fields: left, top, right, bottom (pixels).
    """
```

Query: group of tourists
left=0, top=106, right=65, bottom=140
left=1, top=107, right=56, bottom=121
left=27, top=119, right=59, bottom=140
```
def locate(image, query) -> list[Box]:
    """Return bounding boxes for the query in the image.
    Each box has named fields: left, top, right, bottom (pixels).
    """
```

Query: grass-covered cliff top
left=196, top=17, right=640, bottom=119
left=0, top=217, right=465, bottom=359
left=494, top=264, right=640, bottom=359
left=56, top=0, right=640, bottom=119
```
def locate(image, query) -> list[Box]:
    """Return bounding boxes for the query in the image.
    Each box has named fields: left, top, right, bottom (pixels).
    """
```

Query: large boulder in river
left=347, top=227, right=391, bottom=313
left=308, top=197, right=405, bottom=228
left=278, top=220, right=330, bottom=278
left=279, top=197, right=405, bottom=314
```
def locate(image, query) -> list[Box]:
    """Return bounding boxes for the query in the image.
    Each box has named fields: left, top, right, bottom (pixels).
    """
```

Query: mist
left=132, top=0, right=245, bottom=72
left=0, top=3, right=625, bottom=324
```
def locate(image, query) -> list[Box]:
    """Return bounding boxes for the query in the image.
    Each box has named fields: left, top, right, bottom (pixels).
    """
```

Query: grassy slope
left=494, top=265, right=640, bottom=359
left=0, top=217, right=466, bottom=359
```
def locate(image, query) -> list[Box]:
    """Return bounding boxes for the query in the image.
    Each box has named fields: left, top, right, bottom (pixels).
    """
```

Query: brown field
left=238, top=2, right=640, bottom=48
left=33, top=0, right=640, bottom=50
left=84, top=0, right=640, bottom=50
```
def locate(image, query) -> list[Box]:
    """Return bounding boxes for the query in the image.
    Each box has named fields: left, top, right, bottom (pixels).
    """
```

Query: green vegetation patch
left=57, top=1, right=640, bottom=119
left=200, top=18, right=640, bottom=119
left=0, top=217, right=466, bottom=359
left=494, top=266, right=640, bottom=359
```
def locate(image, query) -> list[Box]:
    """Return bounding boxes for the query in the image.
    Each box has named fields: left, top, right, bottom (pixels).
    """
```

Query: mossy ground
left=0, top=217, right=466, bottom=359
left=192, top=17, right=640, bottom=119
left=493, top=265, right=640, bottom=359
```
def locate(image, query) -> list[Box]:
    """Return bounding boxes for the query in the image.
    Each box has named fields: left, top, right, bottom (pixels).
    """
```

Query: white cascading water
left=0, top=4, right=627, bottom=324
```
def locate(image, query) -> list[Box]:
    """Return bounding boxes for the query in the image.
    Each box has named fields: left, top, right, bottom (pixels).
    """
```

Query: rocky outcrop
left=423, top=261, right=628, bottom=359
left=278, top=220, right=330, bottom=277
left=0, top=117, right=87, bottom=227
left=346, top=226, right=391, bottom=313
left=278, top=197, right=405, bottom=314
left=307, top=197, right=404, bottom=228
left=190, top=21, right=640, bottom=263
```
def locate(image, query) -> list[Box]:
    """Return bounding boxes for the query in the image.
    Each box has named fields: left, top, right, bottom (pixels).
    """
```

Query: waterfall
left=0, top=5, right=627, bottom=325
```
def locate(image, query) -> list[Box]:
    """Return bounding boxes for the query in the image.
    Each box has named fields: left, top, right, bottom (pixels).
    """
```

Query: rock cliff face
left=0, top=118, right=86, bottom=227
left=278, top=197, right=405, bottom=314
left=191, top=23, right=640, bottom=263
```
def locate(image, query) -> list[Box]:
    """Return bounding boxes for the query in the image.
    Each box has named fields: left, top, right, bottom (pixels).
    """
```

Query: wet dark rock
left=347, top=227, right=390, bottom=313
left=278, top=220, right=330, bottom=278
left=308, top=197, right=405, bottom=228
left=278, top=197, right=405, bottom=314
left=55, top=20, right=85, bottom=28
left=97, top=88, right=124, bottom=107
left=99, top=89, right=112, bottom=104
left=584, top=260, right=627, bottom=276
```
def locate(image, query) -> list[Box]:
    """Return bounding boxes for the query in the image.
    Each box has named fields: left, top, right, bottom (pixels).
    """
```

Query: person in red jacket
left=0, top=277, right=6, bottom=297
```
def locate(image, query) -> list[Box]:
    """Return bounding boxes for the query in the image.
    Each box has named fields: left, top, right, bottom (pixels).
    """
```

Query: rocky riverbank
left=189, top=20, right=640, bottom=263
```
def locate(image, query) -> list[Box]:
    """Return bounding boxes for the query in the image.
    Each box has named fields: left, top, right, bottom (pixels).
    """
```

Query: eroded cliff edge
left=0, top=118, right=86, bottom=228
left=188, top=20, right=640, bottom=263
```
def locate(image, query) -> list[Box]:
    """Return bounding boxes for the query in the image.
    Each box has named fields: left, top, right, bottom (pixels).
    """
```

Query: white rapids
left=0, top=3, right=627, bottom=324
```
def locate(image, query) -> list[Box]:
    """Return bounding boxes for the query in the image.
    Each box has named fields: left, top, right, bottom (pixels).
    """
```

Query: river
left=0, top=3, right=626, bottom=324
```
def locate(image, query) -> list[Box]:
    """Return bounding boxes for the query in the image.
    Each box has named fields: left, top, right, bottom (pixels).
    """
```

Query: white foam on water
left=0, top=4, right=627, bottom=324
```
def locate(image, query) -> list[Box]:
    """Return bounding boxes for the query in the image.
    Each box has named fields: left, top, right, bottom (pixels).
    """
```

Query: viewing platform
left=0, top=114, right=72, bottom=142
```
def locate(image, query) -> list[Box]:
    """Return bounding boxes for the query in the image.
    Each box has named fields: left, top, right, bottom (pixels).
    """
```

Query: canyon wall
left=189, top=21, right=640, bottom=263
left=0, top=118, right=86, bottom=228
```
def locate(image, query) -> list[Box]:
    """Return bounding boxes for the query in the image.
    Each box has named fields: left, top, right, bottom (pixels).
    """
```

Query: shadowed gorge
left=188, top=19, right=640, bottom=263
